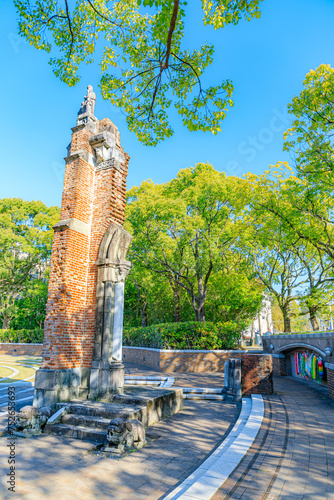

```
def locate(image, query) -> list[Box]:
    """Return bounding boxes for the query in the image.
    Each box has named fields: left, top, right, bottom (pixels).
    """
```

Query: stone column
left=89, top=224, right=132, bottom=398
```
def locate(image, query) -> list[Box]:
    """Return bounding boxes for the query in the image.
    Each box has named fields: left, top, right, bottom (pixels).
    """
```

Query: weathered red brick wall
left=41, top=119, right=129, bottom=371
left=83, top=120, right=129, bottom=369
left=0, top=344, right=43, bottom=356
left=241, top=354, right=273, bottom=395
left=327, top=367, right=334, bottom=400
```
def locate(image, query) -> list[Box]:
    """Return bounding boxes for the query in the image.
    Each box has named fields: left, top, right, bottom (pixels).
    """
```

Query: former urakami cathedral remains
left=34, top=86, right=133, bottom=407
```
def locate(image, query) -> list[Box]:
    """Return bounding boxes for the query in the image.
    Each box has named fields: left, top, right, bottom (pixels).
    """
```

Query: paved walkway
left=212, top=377, right=334, bottom=500
left=124, top=362, right=227, bottom=388
left=1, top=365, right=334, bottom=500
left=0, top=365, right=238, bottom=500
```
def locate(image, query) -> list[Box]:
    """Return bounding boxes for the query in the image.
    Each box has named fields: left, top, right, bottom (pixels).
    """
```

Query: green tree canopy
left=254, top=66, right=334, bottom=262
left=125, top=163, right=262, bottom=325
left=284, top=64, right=334, bottom=191
left=0, top=198, right=60, bottom=329
left=15, top=0, right=262, bottom=145
left=245, top=163, right=334, bottom=332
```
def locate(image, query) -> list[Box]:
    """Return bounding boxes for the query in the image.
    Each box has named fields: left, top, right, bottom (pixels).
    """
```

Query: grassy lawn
left=0, top=355, right=41, bottom=383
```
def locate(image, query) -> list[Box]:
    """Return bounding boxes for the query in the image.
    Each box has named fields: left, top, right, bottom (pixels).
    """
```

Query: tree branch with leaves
left=14, top=0, right=262, bottom=145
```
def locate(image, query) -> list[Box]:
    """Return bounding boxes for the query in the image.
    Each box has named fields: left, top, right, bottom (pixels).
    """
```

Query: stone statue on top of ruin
left=78, top=85, right=96, bottom=117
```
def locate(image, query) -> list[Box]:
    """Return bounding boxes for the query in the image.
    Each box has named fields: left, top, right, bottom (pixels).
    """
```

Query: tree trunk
left=250, top=322, right=254, bottom=346
left=183, top=281, right=206, bottom=322
left=173, top=288, right=181, bottom=322
left=2, top=314, right=9, bottom=330
left=141, top=302, right=148, bottom=327
left=282, top=309, right=291, bottom=333
left=195, top=276, right=206, bottom=322
left=195, top=306, right=205, bottom=322
left=308, top=306, right=319, bottom=331
left=134, top=282, right=148, bottom=327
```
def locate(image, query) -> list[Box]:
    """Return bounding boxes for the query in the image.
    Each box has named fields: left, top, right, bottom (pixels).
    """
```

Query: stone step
left=184, top=394, right=225, bottom=401
left=58, top=401, right=143, bottom=419
left=61, top=413, right=110, bottom=429
left=181, top=388, right=225, bottom=394
left=124, top=380, right=161, bottom=386
left=44, top=423, right=107, bottom=444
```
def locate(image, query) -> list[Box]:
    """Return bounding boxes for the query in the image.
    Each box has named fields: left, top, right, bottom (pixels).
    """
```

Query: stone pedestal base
left=224, top=358, right=242, bottom=402
left=89, top=362, right=124, bottom=399
left=33, top=363, right=124, bottom=408
left=33, top=368, right=91, bottom=408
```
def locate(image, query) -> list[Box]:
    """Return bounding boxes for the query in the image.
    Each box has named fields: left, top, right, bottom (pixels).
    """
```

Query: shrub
left=0, top=322, right=243, bottom=350
left=123, top=321, right=242, bottom=350
left=0, top=329, right=44, bottom=344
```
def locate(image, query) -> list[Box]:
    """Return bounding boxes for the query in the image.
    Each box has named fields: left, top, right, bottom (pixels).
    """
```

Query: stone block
left=33, top=389, right=57, bottom=408
left=79, top=368, right=91, bottom=389
left=55, top=370, right=71, bottom=388
left=70, top=368, right=82, bottom=387
left=89, top=369, right=99, bottom=389
left=34, top=370, right=57, bottom=390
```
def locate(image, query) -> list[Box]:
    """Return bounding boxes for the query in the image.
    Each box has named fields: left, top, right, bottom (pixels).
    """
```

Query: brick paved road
left=212, top=376, right=334, bottom=500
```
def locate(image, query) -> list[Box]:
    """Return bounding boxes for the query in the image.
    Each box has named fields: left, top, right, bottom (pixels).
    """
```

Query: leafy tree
left=205, top=269, right=264, bottom=327
left=9, top=279, right=49, bottom=330
left=271, top=299, right=310, bottom=333
left=246, top=165, right=334, bottom=332
left=124, top=267, right=193, bottom=327
left=284, top=64, right=334, bottom=191
left=125, top=163, right=256, bottom=322
left=247, top=231, right=307, bottom=333
left=292, top=244, right=334, bottom=331
left=255, top=66, right=334, bottom=263
left=0, top=198, right=60, bottom=329
left=14, top=0, right=262, bottom=145
left=244, top=177, right=307, bottom=333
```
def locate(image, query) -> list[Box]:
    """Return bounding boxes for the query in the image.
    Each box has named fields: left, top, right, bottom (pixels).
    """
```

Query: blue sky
left=1, top=0, right=334, bottom=208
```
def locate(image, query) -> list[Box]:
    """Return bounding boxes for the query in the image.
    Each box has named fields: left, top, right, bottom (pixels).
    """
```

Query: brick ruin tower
left=34, top=86, right=132, bottom=408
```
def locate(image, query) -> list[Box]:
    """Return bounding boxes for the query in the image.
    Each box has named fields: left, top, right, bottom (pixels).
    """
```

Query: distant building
left=243, top=296, right=273, bottom=343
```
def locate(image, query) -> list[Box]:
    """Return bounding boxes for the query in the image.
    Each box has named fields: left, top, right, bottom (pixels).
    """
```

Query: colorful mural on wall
left=294, top=351, right=324, bottom=383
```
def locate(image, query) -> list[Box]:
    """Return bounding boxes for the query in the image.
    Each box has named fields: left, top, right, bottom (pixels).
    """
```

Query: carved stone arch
left=97, top=222, right=133, bottom=267
left=90, top=223, right=132, bottom=397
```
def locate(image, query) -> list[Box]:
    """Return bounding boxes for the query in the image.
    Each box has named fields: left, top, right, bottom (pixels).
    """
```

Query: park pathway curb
left=164, top=394, right=264, bottom=500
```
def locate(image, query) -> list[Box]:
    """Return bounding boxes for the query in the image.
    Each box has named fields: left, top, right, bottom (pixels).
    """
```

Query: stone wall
left=0, top=343, right=43, bottom=356
left=326, top=363, right=334, bottom=400
left=272, top=354, right=286, bottom=376
left=122, top=346, right=257, bottom=372
left=262, top=332, right=334, bottom=359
